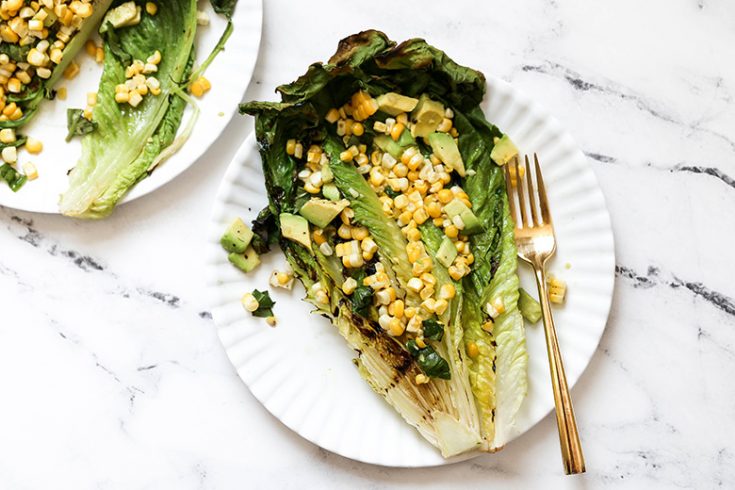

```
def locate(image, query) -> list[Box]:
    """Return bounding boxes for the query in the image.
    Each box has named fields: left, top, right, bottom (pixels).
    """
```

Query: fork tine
left=503, top=162, right=519, bottom=227
left=525, top=154, right=540, bottom=226
left=515, top=156, right=529, bottom=227
left=534, top=153, right=552, bottom=224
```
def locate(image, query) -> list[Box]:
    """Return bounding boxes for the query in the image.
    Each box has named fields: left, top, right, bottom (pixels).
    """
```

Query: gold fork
left=504, top=154, right=586, bottom=475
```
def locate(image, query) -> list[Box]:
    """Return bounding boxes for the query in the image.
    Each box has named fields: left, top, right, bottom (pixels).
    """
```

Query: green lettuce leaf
left=59, top=0, right=198, bottom=218
left=240, top=30, right=526, bottom=456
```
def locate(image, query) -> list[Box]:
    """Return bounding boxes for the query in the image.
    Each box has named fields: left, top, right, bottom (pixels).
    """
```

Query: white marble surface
left=1, top=0, right=734, bottom=488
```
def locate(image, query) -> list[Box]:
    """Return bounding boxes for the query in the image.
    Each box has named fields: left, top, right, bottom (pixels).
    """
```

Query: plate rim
left=206, top=74, right=616, bottom=468
left=0, top=0, right=263, bottom=214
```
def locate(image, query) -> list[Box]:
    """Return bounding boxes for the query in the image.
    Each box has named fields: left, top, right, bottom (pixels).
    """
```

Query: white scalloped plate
left=205, top=76, right=615, bottom=467
left=0, top=0, right=262, bottom=213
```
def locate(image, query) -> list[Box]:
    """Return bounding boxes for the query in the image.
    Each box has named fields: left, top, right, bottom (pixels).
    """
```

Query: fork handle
left=534, top=266, right=586, bottom=475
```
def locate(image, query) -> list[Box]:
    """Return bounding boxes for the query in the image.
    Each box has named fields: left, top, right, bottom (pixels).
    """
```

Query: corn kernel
left=407, top=277, right=423, bottom=293
left=0, top=128, right=15, bottom=144
left=1, top=146, right=16, bottom=164
left=434, top=299, right=449, bottom=315
left=439, top=284, right=456, bottom=300
left=85, top=40, right=97, bottom=57
left=482, top=320, right=494, bottom=333
left=337, top=224, right=352, bottom=240
left=25, top=137, right=42, bottom=154
left=390, top=122, right=405, bottom=141
left=444, top=225, right=459, bottom=239
left=466, top=342, right=480, bottom=359
left=342, top=277, right=357, bottom=295
left=63, top=61, right=79, bottom=79
left=115, top=92, right=130, bottom=104
left=22, top=161, right=38, bottom=180
left=128, top=91, right=143, bottom=107
left=145, top=1, right=157, bottom=14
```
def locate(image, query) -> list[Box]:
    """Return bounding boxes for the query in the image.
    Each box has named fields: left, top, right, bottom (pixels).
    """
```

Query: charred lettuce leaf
left=240, top=30, right=526, bottom=455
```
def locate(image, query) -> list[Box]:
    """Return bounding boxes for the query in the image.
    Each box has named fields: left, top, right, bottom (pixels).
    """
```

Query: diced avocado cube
left=436, top=236, right=458, bottom=268
left=490, top=135, right=519, bottom=166
left=220, top=217, right=254, bottom=253
left=410, top=94, right=444, bottom=138
left=396, top=129, right=416, bottom=148
left=100, top=1, right=141, bottom=32
left=322, top=183, right=341, bottom=202
left=373, top=134, right=404, bottom=159
left=299, top=198, right=348, bottom=229
left=518, top=288, right=542, bottom=324
left=460, top=209, right=482, bottom=234
left=444, top=198, right=482, bottom=235
left=228, top=246, right=260, bottom=273
left=376, top=92, right=419, bottom=116
left=428, top=132, right=465, bottom=176
left=444, top=198, right=470, bottom=219
left=321, top=161, right=333, bottom=183
left=280, top=213, right=311, bottom=249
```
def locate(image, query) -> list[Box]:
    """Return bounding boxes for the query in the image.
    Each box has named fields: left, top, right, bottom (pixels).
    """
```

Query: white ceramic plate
left=205, top=76, right=615, bottom=467
left=0, top=0, right=262, bottom=213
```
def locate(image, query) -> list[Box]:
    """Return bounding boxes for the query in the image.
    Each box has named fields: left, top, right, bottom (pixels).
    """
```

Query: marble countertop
left=2, top=0, right=734, bottom=488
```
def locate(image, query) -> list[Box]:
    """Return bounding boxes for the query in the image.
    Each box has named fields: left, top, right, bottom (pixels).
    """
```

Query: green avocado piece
left=322, top=183, right=340, bottom=201
left=444, top=198, right=482, bottom=235
left=220, top=217, right=254, bottom=253
left=436, top=236, right=458, bottom=268
left=427, top=132, right=465, bottom=176
left=280, top=213, right=311, bottom=249
left=100, top=1, right=141, bottom=32
left=299, top=198, right=348, bottom=228
left=377, top=92, right=419, bottom=116
left=411, top=94, right=444, bottom=138
left=396, top=129, right=416, bottom=148
left=518, top=288, right=542, bottom=324
left=321, top=161, right=333, bottom=183
left=490, top=135, right=519, bottom=165
left=373, top=134, right=404, bottom=159
left=228, top=246, right=260, bottom=273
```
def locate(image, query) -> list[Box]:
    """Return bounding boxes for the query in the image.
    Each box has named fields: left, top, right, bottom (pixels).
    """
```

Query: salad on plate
left=232, top=30, right=545, bottom=457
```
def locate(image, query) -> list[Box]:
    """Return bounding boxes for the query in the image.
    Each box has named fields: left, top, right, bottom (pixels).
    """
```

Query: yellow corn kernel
left=115, top=91, right=130, bottom=104
left=391, top=299, right=405, bottom=319
left=407, top=170, right=420, bottom=182
left=128, top=91, right=143, bottom=108
left=342, top=277, right=357, bottom=295
left=351, top=122, right=364, bottom=136
left=189, top=80, right=204, bottom=97
left=339, top=150, right=354, bottom=162
left=325, top=108, right=339, bottom=123
left=448, top=265, right=463, bottom=281
left=337, top=224, right=352, bottom=240
left=0, top=26, right=19, bottom=43
left=466, top=253, right=474, bottom=265
left=437, top=117, right=453, bottom=133
left=96, top=47, right=104, bottom=63
left=437, top=189, right=454, bottom=204
left=5, top=0, right=22, bottom=11
left=413, top=181, right=429, bottom=195
left=25, top=137, right=42, bottom=154
left=388, top=318, right=404, bottom=337
left=1, top=146, right=16, bottom=163
left=407, top=153, right=423, bottom=171
left=285, top=139, right=296, bottom=155
left=413, top=208, right=428, bottom=225
left=6, top=78, right=20, bottom=93
left=439, top=284, right=456, bottom=300
left=412, top=256, right=432, bottom=276
left=145, top=1, right=157, bottom=14
left=406, top=227, right=421, bottom=242
left=415, top=373, right=429, bottom=385
left=351, top=226, right=368, bottom=241
left=241, top=292, right=259, bottom=312
left=85, top=40, right=96, bottom=57
left=2, top=103, right=17, bottom=117
left=434, top=299, right=449, bottom=315
left=63, top=61, right=79, bottom=79
left=22, top=161, right=38, bottom=180
left=0, top=128, right=15, bottom=144
left=444, top=225, right=459, bottom=239
left=482, top=320, right=494, bottom=333
left=57, top=86, right=68, bottom=100
left=312, top=229, right=327, bottom=246
left=86, top=92, right=97, bottom=106
left=466, top=342, right=480, bottom=359
left=390, top=122, right=405, bottom=141
left=49, top=48, right=63, bottom=65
